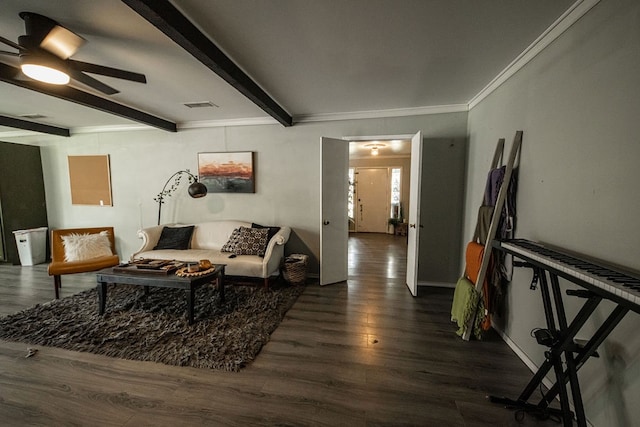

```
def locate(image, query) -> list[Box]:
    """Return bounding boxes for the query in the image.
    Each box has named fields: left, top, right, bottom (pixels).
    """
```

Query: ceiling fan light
left=371, top=147, right=379, bottom=156
left=21, top=63, right=70, bottom=85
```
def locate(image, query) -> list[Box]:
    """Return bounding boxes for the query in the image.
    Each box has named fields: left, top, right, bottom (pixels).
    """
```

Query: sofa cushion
left=154, top=225, right=194, bottom=250
left=62, top=231, right=113, bottom=262
left=221, top=228, right=243, bottom=253
left=234, top=227, right=269, bottom=256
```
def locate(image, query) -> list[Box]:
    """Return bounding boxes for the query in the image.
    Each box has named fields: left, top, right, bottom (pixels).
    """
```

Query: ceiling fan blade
left=0, top=35, right=22, bottom=51
left=40, top=25, right=85, bottom=59
left=0, top=50, right=20, bottom=57
left=68, top=59, right=147, bottom=83
left=68, top=68, right=119, bottom=95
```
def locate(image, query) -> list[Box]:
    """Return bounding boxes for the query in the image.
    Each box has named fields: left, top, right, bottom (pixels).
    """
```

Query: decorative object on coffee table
left=154, top=169, right=207, bottom=225
left=175, top=265, right=217, bottom=277
left=113, top=258, right=185, bottom=275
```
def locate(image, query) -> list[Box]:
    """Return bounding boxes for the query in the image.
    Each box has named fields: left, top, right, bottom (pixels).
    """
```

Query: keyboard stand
left=489, top=255, right=631, bottom=427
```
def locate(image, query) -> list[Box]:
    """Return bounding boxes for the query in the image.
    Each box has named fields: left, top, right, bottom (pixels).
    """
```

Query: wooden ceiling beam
left=0, top=114, right=70, bottom=137
left=122, top=0, right=293, bottom=127
left=0, top=62, right=177, bottom=132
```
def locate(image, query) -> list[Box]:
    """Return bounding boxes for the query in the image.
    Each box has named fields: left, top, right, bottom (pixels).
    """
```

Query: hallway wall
left=465, top=1, right=640, bottom=425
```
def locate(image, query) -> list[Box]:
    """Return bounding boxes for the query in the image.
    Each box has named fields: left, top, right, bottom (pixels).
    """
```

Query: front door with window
left=356, top=168, right=389, bottom=233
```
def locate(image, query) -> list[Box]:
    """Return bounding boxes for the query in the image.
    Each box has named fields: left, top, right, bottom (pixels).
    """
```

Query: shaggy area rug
left=0, top=282, right=304, bottom=371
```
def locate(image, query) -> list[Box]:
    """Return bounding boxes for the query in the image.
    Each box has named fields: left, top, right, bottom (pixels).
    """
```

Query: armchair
left=47, top=227, right=120, bottom=299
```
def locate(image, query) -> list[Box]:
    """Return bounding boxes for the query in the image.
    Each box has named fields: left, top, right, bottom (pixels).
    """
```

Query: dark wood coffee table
left=96, top=264, right=226, bottom=324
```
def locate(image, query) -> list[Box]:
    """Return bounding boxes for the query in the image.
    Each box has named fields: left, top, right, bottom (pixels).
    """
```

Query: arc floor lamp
left=155, top=170, right=207, bottom=225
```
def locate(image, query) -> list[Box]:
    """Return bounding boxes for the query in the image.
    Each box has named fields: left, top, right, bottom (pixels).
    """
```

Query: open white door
left=320, top=137, right=349, bottom=285
left=406, top=131, right=423, bottom=296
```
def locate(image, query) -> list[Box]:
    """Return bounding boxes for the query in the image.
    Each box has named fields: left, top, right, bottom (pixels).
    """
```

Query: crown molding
left=0, top=104, right=464, bottom=138
left=178, top=117, right=279, bottom=129
left=0, top=118, right=282, bottom=138
left=74, top=124, right=155, bottom=134
left=294, top=104, right=469, bottom=123
left=468, top=0, right=601, bottom=110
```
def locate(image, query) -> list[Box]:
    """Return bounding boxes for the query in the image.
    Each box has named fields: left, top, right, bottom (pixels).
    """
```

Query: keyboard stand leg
left=512, top=269, right=559, bottom=403
left=538, top=272, right=574, bottom=426
left=539, top=305, right=629, bottom=410
left=549, top=273, right=586, bottom=426
left=491, top=269, right=601, bottom=427
left=488, top=395, right=568, bottom=419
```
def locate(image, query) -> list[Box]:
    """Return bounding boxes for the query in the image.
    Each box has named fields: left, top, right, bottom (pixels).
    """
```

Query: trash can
left=282, top=254, right=309, bottom=285
left=13, top=227, right=48, bottom=266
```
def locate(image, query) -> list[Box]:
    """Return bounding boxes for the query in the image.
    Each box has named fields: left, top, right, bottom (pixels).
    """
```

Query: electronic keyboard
left=496, top=239, right=640, bottom=313
left=491, top=238, right=639, bottom=426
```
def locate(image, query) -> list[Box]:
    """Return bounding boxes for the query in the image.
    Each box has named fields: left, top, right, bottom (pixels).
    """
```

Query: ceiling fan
left=0, top=12, right=146, bottom=95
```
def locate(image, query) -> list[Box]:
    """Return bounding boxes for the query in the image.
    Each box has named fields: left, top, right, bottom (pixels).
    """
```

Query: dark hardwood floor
left=0, top=233, right=564, bottom=426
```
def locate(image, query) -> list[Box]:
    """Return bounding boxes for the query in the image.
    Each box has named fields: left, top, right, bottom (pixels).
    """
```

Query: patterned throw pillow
left=251, top=223, right=281, bottom=243
left=234, top=227, right=269, bottom=256
left=221, top=228, right=243, bottom=253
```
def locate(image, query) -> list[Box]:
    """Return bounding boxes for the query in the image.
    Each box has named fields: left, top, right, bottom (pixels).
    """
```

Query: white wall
left=465, top=1, right=640, bottom=426
left=3, top=112, right=467, bottom=275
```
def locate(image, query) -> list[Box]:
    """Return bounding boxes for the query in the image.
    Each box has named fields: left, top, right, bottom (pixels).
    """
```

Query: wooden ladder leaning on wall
left=462, top=130, right=522, bottom=341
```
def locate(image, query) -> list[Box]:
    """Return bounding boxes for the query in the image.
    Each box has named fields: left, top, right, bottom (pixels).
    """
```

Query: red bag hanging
left=465, top=242, right=493, bottom=331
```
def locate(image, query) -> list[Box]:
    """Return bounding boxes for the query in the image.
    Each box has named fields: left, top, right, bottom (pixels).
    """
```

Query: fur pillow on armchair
left=62, top=231, right=113, bottom=261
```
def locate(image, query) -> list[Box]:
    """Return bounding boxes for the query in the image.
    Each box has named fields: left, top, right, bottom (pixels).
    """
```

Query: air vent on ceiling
left=19, top=113, right=47, bottom=119
left=183, top=101, right=219, bottom=109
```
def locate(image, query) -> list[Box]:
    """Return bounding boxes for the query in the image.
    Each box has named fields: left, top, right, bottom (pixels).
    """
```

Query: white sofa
left=131, top=220, right=291, bottom=287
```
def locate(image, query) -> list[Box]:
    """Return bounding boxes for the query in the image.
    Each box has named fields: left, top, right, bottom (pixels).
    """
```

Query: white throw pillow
left=62, top=231, right=113, bottom=262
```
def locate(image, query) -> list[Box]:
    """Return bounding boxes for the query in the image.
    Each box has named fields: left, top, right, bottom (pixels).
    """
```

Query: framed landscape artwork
left=198, top=152, right=255, bottom=193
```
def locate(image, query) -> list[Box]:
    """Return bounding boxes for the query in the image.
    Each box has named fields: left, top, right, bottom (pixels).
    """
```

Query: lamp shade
left=188, top=181, right=208, bottom=198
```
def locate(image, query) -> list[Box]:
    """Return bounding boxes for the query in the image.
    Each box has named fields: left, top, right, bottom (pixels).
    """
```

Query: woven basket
left=282, top=254, right=309, bottom=285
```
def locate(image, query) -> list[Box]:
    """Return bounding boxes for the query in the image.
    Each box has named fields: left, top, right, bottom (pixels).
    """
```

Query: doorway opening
left=347, top=136, right=412, bottom=281
left=320, top=131, right=422, bottom=294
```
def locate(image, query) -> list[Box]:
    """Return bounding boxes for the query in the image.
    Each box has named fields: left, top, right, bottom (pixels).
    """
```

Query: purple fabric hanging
left=483, top=166, right=505, bottom=207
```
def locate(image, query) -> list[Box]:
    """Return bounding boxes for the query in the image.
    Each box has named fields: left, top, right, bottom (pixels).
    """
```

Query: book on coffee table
left=113, top=259, right=186, bottom=275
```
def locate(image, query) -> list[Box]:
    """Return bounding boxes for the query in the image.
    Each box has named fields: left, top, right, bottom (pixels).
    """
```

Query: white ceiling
left=0, top=0, right=576, bottom=136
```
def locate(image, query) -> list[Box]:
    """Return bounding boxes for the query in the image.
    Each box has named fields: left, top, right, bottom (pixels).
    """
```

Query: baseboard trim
left=494, top=326, right=547, bottom=381
left=418, top=281, right=456, bottom=288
